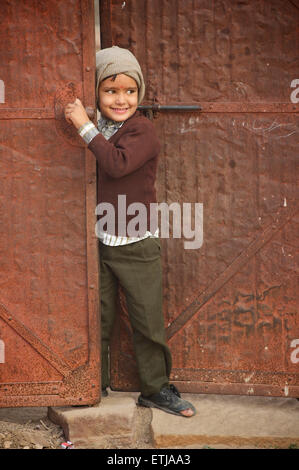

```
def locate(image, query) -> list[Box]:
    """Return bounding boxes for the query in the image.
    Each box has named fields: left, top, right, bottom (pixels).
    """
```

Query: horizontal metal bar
left=139, top=102, right=299, bottom=113
left=170, top=380, right=299, bottom=398
left=0, top=108, right=54, bottom=119
left=138, top=104, right=202, bottom=111
left=0, top=102, right=296, bottom=121
left=199, top=102, right=299, bottom=113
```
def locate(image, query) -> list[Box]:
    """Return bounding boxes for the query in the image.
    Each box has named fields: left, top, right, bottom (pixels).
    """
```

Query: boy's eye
left=103, top=88, right=137, bottom=95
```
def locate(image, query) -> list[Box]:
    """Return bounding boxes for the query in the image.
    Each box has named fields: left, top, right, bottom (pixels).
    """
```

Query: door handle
left=138, top=101, right=201, bottom=119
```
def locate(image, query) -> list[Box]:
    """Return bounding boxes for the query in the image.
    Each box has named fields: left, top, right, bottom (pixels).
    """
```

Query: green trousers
left=100, top=237, right=172, bottom=396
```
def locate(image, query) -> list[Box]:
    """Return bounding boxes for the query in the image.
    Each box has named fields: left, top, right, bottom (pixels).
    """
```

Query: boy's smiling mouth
left=111, top=107, right=130, bottom=113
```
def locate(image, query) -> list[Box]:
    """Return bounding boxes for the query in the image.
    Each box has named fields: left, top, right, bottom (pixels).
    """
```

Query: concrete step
left=48, top=391, right=299, bottom=449
left=48, top=393, right=138, bottom=448
left=151, top=393, right=299, bottom=449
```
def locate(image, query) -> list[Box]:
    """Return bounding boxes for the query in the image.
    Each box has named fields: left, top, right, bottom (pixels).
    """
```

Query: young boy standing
left=65, top=46, right=195, bottom=417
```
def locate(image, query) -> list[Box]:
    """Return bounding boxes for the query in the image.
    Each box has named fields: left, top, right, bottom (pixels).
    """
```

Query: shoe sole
left=138, top=396, right=196, bottom=418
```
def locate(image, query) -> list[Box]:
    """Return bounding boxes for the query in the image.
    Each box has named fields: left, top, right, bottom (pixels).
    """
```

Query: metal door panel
left=0, top=0, right=100, bottom=407
left=108, top=0, right=299, bottom=397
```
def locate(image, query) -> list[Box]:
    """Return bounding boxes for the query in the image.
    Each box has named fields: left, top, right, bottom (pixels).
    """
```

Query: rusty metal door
left=104, top=0, right=299, bottom=397
left=0, top=0, right=100, bottom=407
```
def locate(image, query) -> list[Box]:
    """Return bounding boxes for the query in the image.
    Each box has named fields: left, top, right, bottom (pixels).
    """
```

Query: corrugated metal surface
left=0, top=0, right=100, bottom=407
left=109, top=0, right=299, bottom=397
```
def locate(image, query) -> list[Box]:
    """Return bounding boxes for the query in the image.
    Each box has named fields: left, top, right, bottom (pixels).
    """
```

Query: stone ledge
left=48, top=392, right=299, bottom=449
left=151, top=393, right=299, bottom=449
left=48, top=395, right=137, bottom=449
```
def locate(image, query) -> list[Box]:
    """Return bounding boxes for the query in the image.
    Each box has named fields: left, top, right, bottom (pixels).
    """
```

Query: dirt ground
left=0, top=407, right=64, bottom=449
left=0, top=405, right=152, bottom=449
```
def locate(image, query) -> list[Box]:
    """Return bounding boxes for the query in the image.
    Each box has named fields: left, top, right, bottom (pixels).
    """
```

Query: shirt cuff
left=78, top=121, right=100, bottom=144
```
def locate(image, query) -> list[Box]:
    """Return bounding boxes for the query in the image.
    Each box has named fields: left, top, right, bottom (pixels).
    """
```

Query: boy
left=65, top=46, right=195, bottom=417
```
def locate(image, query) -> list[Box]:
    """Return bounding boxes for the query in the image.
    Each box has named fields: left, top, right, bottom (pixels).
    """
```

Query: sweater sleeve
left=87, top=119, right=160, bottom=178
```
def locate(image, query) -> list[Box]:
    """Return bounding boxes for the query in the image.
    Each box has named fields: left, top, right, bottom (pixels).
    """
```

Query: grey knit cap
left=96, top=46, right=145, bottom=107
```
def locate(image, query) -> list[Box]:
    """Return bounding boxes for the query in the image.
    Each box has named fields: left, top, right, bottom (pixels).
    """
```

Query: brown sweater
left=88, top=111, right=160, bottom=237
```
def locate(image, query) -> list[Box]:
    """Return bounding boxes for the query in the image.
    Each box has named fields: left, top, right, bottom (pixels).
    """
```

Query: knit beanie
left=96, top=46, right=145, bottom=108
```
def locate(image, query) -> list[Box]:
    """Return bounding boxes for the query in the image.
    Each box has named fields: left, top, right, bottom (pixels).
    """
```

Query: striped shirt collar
left=97, top=116, right=124, bottom=140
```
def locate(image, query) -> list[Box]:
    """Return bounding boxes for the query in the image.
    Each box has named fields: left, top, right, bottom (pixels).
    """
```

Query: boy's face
left=98, top=74, right=138, bottom=122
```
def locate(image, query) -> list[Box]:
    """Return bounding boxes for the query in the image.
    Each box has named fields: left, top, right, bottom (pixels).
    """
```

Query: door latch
left=138, top=101, right=201, bottom=119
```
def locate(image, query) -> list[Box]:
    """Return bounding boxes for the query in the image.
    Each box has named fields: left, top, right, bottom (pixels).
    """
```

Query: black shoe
left=138, top=384, right=196, bottom=417
left=102, top=388, right=108, bottom=397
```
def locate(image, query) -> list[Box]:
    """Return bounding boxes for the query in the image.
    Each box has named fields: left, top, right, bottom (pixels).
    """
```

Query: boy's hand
left=64, top=98, right=90, bottom=129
